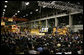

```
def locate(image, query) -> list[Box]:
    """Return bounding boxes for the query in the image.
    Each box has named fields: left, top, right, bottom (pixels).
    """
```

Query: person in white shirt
left=28, top=46, right=38, bottom=54
left=28, top=50, right=38, bottom=54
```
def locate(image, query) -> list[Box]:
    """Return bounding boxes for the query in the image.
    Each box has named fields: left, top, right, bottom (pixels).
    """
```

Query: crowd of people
left=1, top=31, right=83, bottom=54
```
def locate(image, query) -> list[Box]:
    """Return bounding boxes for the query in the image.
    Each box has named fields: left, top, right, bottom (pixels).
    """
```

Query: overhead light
left=5, top=1, right=8, bottom=3
left=36, top=9, right=38, bottom=11
left=30, top=12, right=32, bottom=14
left=26, top=14, right=28, bottom=16
left=23, top=16, right=25, bottom=17
left=68, top=2, right=70, bottom=3
left=17, top=11, right=20, bottom=13
left=13, top=15, right=15, bottom=16
left=3, top=9, right=6, bottom=11
left=43, top=6, right=46, bottom=8
left=3, top=12, right=5, bottom=14
left=15, top=13, right=17, bottom=15
left=25, top=2, right=29, bottom=5
left=4, top=5, right=7, bottom=8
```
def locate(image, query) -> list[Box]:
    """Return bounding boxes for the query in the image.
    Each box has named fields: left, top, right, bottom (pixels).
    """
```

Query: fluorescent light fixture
left=36, top=9, right=38, bottom=11
left=43, top=6, right=46, bottom=8
left=23, top=16, right=25, bottom=17
left=4, top=5, right=7, bottom=8
left=3, top=12, right=5, bottom=14
left=13, top=15, right=15, bottom=16
left=26, top=14, right=28, bottom=16
left=30, top=12, right=32, bottom=14
left=25, top=2, right=29, bottom=5
left=15, top=13, right=17, bottom=15
left=3, top=9, right=6, bottom=11
left=5, top=1, right=8, bottom=3
left=17, top=11, right=20, bottom=13
left=68, top=2, right=70, bottom=3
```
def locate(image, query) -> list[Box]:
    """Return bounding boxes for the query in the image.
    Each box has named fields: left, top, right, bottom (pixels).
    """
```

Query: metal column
left=46, top=19, right=48, bottom=28
left=55, top=17, right=58, bottom=27
left=69, top=13, right=73, bottom=29
left=34, top=21, right=35, bottom=28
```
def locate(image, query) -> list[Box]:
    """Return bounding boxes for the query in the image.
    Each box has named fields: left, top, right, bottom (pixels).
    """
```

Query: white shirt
left=29, top=50, right=37, bottom=54
left=64, top=52, right=72, bottom=54
left=77, top=50, right=81, bottom=54
left=56, top=52, right=62, bottom=54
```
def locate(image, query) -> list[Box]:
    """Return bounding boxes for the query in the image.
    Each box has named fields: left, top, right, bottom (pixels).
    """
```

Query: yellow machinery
left=53, top=26, right=69, bottom=35
left=7, top=25, right=20, bottom=33
left=30, top=28, right=45, bottom=35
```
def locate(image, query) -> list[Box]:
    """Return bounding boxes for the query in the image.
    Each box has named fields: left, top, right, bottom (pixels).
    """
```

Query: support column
left=34, top=21, right=35, bottom=28
left=30, top=22, right=32, bottom=29
left=46, top=19, right=48, bottom=28
left=69, top=13, right=73, bottom=29
left=39, top=21, right=41, bottom=28
left=55, top=17, right=58, bottom=27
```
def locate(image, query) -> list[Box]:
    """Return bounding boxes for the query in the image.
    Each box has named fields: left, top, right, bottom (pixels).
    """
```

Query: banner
left=8, top=18, right=13, bottom=22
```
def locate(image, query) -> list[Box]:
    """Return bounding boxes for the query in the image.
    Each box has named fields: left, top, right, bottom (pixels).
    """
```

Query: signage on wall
left=8, top=18, right=13, bottom=22
left=41, top=28, right=48, bottom=32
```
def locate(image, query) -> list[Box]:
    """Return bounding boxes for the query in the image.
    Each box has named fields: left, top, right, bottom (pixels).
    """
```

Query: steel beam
left=30, top=11, right=82, bottom=22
